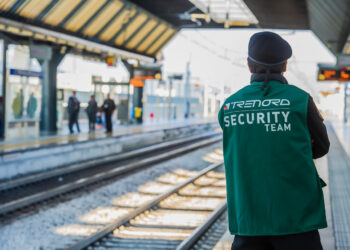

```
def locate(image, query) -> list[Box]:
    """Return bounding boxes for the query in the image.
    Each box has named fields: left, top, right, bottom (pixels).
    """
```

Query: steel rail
left=176, top=201, right=228, bottom=250
left=0, top=131, right=220, bottom=192
left=0, top=134, right=222, bottom=215
left=65, top=161, right=224, bottom=250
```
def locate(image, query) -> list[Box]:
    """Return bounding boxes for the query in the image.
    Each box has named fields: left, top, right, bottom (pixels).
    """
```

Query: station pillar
left=133, top=85, right=143, bottom=124
left=35, top=46, right=66, bottom=134
left=123, top=61, right=162, bottom=124
left=184, top=61, right=191, bottom=118
left=132, top=66, right=144, bottom=124
left=0, top=40, right=7, bottom=139
left=344, top=82, right=350, bottom=123
left=131, top=64, right=145, bottom=124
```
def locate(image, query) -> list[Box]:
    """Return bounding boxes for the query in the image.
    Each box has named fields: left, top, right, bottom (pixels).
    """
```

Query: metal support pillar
left=122, top=60, right=134, bottom=125
left=168, top=77, right=173, bottom=120
left=184, top=61, right=191, bottom=118
left=132, top=67, right=146, bottom=124
left=0, top=40, right=7, bottom=139
left=133, top=85, right=143, bottom=124
left=38, top=46, right=66, bottom=134
left=344, top=82, right=349, bottom=123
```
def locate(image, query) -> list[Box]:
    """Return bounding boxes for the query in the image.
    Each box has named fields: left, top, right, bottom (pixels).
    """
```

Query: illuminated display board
left=317, top=66, right=350, bottom=82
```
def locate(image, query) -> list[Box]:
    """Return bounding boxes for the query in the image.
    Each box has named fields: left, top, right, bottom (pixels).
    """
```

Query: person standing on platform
left=67, top=91, right=80, bottom=134
left=86, top=95, right=98, bottom=133
left=218, top=31, right=330, bottom=250
left=102, top=93, right=116, bottom=133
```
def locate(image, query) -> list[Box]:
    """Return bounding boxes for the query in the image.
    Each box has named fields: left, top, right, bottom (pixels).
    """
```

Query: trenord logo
left=224, top=99, right=290, bottom=111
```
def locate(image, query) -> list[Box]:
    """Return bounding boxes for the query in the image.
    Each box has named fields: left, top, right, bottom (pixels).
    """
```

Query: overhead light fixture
left=46, top=35, right=56, bottom=42
left=7, top=26, right=20, bottom=34
left=189, top=0, right=258, bottom=27
left=67, top=41, right=76, bottom=47
left=76, top=44, right=85, bottom=50
left=34, top=33, right=45, bottom=40
left=21, top=30, right=33, bottom=36
left=190, top=13, right=211, bottom=23
left=57, top=39, right=67, bottom=44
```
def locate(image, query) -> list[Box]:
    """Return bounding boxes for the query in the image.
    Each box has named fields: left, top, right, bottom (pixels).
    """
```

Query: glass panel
left=5, top=44, right=42, bottom=139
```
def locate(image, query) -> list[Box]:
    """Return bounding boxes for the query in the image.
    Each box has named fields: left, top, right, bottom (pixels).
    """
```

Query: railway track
left=62, top=161, right=227, bottom=250
left=0, top=131, right=221, bottom=218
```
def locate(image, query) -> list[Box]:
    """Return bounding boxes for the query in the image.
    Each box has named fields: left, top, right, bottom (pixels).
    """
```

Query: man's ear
left=282, top=61, right=287, bottom=72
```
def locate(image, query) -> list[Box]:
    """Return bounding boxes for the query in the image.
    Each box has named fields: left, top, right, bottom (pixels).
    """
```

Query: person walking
left=218, top=31, right=330, bottom=250
left=86, top=95, right=98, bottom=132
left=102, top=93, right=116, bottom=133
left=67, top=91, right=80, bottom=134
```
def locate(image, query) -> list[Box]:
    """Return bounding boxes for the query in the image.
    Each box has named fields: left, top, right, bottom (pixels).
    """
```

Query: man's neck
left=250, top=73, right=288, bottom=84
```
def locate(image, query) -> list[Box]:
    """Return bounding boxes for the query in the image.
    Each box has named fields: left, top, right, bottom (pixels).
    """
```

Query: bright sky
left=162, top=29, right=336, bottom=101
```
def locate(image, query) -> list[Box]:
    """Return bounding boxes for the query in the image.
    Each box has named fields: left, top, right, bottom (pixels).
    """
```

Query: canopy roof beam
left=0, top=17, right=153, bottom=62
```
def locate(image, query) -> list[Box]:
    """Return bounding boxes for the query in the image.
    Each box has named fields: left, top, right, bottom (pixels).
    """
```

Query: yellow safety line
left=0, top=120, right=213, bottom=151
left=0, top=133, right=103, bottom=151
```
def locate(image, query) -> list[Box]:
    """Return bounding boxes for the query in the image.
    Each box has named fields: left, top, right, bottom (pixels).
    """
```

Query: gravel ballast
left=0, top=142, right=223, bottom=250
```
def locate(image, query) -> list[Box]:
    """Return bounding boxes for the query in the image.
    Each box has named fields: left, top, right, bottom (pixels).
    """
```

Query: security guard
left=218, top=31, right=330, bottom=250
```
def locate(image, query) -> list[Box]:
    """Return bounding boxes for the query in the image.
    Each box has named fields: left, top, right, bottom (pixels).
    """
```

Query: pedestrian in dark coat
left=67, top=91, right=80, bottom=134
left=102, top=93, right=116, bottom=133
left=86, top=95, right=98, bottom=132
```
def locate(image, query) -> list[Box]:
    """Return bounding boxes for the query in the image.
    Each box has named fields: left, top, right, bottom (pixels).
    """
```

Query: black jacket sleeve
left=67, top=97, right=73, bottom=114
left=307, top=96, right=330, bottom=159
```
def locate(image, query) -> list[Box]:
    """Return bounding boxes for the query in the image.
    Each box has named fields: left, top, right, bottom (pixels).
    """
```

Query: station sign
left=130, top=76, right=155, bottom=87
left=30, top=45, right=52, bottom=61
left=9, top=68, right=43, bottom=78
left=317, top=65, right=350, bottom=82
left=91, top=75, right=128, bottom=86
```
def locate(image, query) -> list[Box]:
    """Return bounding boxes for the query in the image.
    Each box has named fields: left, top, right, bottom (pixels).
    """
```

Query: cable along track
left=63, top=162, right=227, bottom=250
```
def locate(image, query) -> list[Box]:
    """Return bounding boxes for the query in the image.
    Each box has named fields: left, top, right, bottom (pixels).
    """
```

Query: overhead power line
left=179, top=32, right=246, bottom=68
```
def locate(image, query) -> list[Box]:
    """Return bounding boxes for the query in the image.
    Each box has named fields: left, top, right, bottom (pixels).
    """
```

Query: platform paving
left=0, top=117, right=215, bottom=154
left=326, top=123, right=350, bottom=250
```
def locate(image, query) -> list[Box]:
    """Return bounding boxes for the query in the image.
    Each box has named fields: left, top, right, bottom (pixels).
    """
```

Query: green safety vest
left=218, top=80, right=327, bottom=236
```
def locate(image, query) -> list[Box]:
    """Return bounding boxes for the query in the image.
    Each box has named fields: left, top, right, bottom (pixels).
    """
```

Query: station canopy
left=0, top=0, right=178, bottom=62
left=131, top=0, right=350, bottom=56
left=0, top=0, right=349, bottom=61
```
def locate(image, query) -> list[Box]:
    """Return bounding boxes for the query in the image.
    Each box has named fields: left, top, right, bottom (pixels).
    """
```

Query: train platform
left=0, top=118, right=218, bottom=181
left=0, top=118, right=215, bottom=154
left=213, top=119, right=350, bottom=250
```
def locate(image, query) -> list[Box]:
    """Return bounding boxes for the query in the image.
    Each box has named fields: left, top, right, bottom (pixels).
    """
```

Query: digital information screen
left=317, top=66, right=350, bottom=82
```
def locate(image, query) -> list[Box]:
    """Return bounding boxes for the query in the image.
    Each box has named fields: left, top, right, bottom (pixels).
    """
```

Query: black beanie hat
left=248, top=31, right=292, bottom=66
